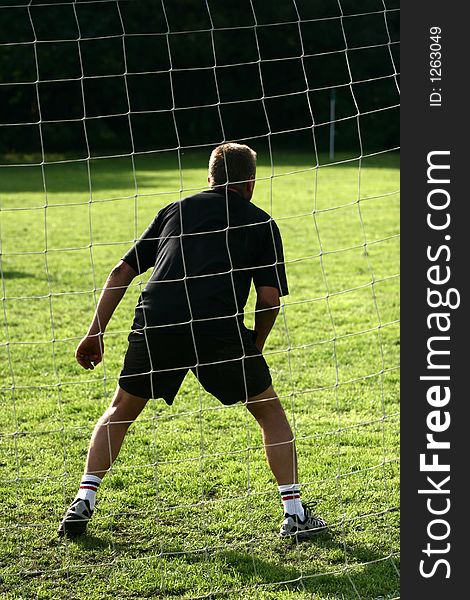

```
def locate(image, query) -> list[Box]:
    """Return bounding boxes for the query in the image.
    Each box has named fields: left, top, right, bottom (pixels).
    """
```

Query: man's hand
left=75, top=334, right=104, bottom=370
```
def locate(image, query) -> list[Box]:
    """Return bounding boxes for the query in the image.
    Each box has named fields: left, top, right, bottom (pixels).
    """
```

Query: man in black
left=58, top=143, right=326, bottom=539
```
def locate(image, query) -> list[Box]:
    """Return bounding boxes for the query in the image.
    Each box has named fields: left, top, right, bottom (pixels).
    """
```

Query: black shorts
left=118, top=324, right=272, bottom=405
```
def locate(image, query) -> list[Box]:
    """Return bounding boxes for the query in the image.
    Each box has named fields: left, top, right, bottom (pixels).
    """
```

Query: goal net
left=0, top=0, right=400, bottom=598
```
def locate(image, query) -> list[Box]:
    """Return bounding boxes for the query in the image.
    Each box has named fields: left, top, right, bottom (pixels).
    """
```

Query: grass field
left=0, top=150, right=400, bottom=599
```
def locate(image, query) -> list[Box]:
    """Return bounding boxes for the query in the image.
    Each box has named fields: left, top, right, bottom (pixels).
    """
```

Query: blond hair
left=208, top=143, right=257, bottom=187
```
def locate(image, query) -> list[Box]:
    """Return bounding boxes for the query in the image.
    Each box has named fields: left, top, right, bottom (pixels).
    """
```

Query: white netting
left=0, top=1, right=400, bottom=598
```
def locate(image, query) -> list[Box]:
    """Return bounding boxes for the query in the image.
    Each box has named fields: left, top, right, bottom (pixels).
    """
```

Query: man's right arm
left=254, top=286, right=281, bottom=352
left=252, top=220, right=288, bottom=352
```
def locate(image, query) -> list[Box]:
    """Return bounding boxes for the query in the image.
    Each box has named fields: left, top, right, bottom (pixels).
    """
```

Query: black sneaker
left=58, top=498, right=93, bottom=538
left=279, top=503, right=327, bottom=539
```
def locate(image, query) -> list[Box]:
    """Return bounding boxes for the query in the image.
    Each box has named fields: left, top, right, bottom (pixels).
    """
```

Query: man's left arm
left=76, top=210, right=164, bottom=369
left=75, top=260, right=137, bottom=370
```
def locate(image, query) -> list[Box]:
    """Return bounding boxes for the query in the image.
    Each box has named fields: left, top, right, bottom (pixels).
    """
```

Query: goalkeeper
left=58, top=143, right=326, bottom=539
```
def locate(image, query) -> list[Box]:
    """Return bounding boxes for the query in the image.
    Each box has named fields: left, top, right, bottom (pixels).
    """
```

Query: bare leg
left=85, top=386, right=149, bottom=479
left=245, top=385, right=298, bottom=485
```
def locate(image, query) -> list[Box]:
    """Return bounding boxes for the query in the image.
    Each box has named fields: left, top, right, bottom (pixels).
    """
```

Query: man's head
left=208, top=143, right=257, bottom=200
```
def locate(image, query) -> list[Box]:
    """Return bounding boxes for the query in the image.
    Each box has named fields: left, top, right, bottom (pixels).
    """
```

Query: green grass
left=0, top=151, right=399, bottom=599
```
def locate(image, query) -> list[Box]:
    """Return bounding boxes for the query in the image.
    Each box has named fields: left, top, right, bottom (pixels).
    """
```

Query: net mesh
left=0, top=1, right=400, bottom=598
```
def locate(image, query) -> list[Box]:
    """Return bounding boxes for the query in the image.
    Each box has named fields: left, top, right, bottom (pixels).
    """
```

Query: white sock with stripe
left=75, top=474, right=102, bottom=511
left=278, top=484, right=305, bottom=520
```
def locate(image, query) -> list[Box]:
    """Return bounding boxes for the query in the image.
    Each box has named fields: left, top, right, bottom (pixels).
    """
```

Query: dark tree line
left=0, top=0, right=399, bottom=156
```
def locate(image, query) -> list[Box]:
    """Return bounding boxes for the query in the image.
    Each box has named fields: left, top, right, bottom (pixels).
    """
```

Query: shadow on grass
left=213, top=541, right=399, bottom=599
left=0, top=151, right=399, bottom=195
left=1, top=270, right=36, bottom=280
left=63, top=529, right=399, bottom=598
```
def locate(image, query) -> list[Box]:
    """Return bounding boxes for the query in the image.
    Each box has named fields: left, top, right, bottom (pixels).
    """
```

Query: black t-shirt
left=122, top=188, right=289, bottom=335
